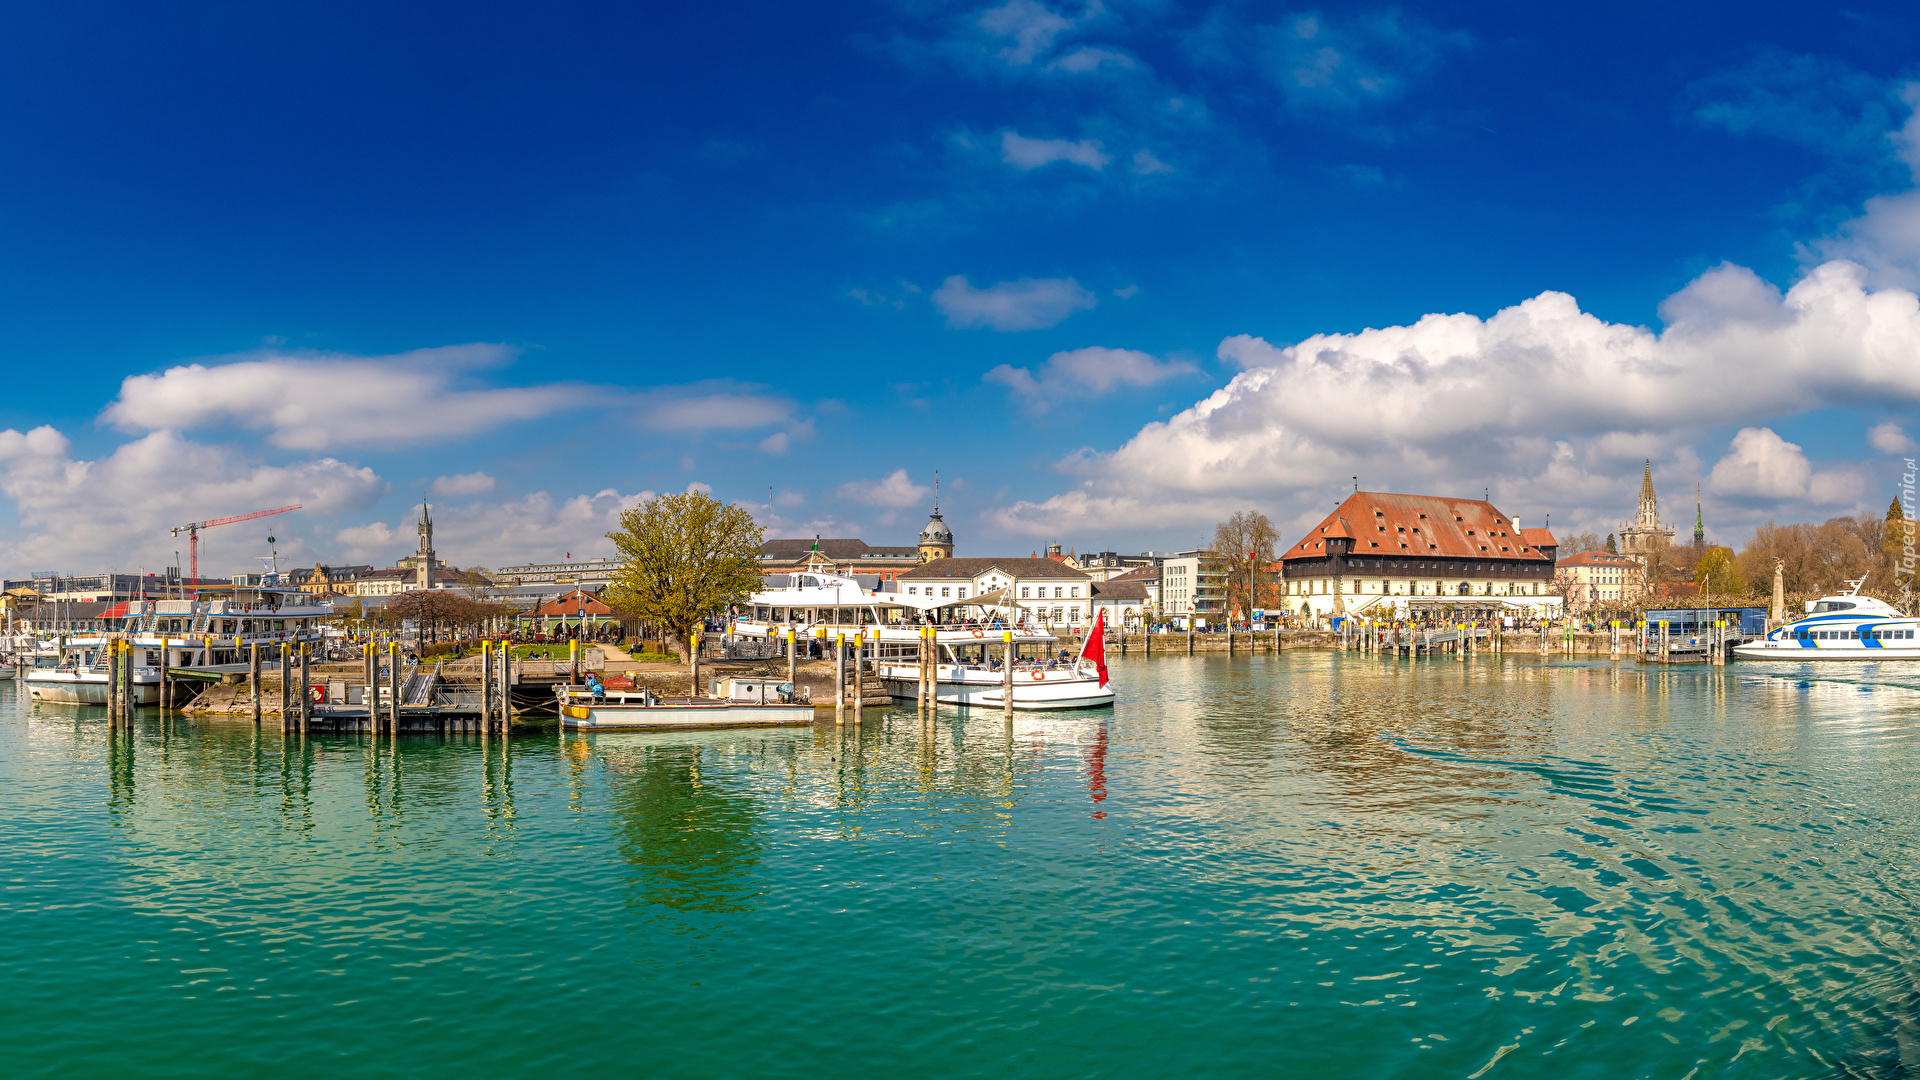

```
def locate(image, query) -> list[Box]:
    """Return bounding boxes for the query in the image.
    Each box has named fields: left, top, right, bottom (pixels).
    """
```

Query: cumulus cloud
left=988, top=258, right=1913, bottom=540
left=0, top=425, right=387, bottom=571
left=338, top=488, right=657, bottom=569
left=1870, top=421, right=1919, bottom=454
left=1000, top=131, right=1111, bottom=171
left=1706, top=427, right=1858, bottom=504
left=933, top=274, right=1098, bottom=330
left=429, top=471, right=496, bottom=497
left=835, top=468, right=931, bottom=508
left=986, top=346, right=1199, bottom=411
left=102, top=344, right=584, bottom=451
left=1130, top=148, right=1174, bottom=175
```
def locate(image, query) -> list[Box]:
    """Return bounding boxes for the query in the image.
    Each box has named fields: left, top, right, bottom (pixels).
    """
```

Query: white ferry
left=24, top=579, right=331, bottom=705
left=1733, top=581, right=1920, bottom=661
left=731, top=571, right=1116, bottom=710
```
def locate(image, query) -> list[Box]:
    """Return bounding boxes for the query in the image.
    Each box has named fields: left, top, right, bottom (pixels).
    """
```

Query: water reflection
left=601, top=742, right=767, bottom=914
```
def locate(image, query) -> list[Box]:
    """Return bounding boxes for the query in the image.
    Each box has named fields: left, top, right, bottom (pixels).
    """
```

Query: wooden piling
left=853, top=630, right=864, bottom=725
left=786, top=628, right=796, bottom=691
left=107, top=641, right=120, bottom=724
left=299, top=644, right=311, bottom=733
left=834, top=631, right=845, bottom=725
left=158, top=639, right=169, bottom=711
left=388, top=641, right=401, bottom=734
left=250, top=642, right=262, bottom=724
left=365, top=642, right=377, bottom=735
left=1003, top=630, right=1014, bottom=719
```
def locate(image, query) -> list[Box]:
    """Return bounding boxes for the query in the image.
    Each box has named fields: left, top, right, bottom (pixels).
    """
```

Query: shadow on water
left=602, top=742, right=768, bottom=915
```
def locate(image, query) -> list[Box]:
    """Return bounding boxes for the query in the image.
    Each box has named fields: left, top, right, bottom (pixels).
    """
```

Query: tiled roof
left=1091, top=580, right=1149, bottom=601
left=1557, top=551, right=1636, bottom=567
left=898, top=557, right=1090, bottom=580
left=760, top=538, right=919, bottom=560
left=1107, top=565, right=1160, bottom=582
left=1520, top=528, right=1558, bottom=549
left=1283, top=492, right=1553, bottom=563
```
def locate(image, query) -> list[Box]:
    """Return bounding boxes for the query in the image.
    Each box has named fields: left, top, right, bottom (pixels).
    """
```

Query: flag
left=1078, top=608, right=1109, bottom=687
left=566, top=552, right=571, bottom=559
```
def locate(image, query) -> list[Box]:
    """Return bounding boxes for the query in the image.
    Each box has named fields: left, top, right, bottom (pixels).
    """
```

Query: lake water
left=7, top=653, right=1920, bottom=1078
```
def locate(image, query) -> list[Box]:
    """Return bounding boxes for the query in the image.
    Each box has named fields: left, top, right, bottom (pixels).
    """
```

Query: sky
left=4, top=0, right=1920, bottom=577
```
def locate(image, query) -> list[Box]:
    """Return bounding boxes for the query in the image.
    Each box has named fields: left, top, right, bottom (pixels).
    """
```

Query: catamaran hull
left=560, top=701, right=816, bottom=730
left=1734, top=642, right=1920, bottom=660
left=26, top=673, right=160, bottom=705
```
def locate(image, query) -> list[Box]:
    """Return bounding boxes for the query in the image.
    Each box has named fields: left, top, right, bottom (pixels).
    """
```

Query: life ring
left=972, top=630, right=984, bottom=638
left=1031, top=671, right=1044, bottom=680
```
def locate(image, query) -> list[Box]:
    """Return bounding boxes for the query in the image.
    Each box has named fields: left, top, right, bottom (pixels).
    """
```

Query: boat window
left=1812, top=601, right=1856, bottom=612
left=803, top=576, right=820, bottom=588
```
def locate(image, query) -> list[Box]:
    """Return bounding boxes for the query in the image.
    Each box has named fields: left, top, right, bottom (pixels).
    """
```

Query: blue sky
left=4, top=1, right=1920, bottom=576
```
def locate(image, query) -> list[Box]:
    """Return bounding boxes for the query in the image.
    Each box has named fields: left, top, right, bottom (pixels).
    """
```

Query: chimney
left=1513, top=516, right=1521, bottom=532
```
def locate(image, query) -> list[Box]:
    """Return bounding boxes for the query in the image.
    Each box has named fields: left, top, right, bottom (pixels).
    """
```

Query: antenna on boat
left=1846, top=577, right=1867, bottom=596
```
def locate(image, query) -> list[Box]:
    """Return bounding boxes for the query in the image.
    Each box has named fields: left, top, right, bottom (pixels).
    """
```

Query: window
left=1070, top=587, right=1079, bottom=598
left=1054, top=587, right=1063, bottom=598
left=1021, top=587, right=1030, bottom=598
left=958, top=588, right=968, bottom=599
left=941, top=588, right=950, bottom=598
left=907, top=586, right=916, bottom=595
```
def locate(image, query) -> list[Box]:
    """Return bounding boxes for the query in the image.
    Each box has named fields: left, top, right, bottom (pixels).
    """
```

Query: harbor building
left=1281, top=491, right=1561, bottom=620
left=1617, top=460, right=1676, bottom=560
left=1556, top=550, right=1646, bottom=611
left=758, top=538, right=922, bottom=580
left=895, top=556, right=1093, bottom=628
left=1158, top=549, right=1227, bottom=627
left=495, top=557, right=626, bottom=589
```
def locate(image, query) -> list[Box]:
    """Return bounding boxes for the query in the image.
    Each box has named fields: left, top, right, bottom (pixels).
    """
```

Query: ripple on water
left=8, top=658, right=1920, bottom=1077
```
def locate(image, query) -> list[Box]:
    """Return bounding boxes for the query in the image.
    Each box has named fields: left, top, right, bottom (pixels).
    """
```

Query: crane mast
left=171, top=505, right=301, bottom=588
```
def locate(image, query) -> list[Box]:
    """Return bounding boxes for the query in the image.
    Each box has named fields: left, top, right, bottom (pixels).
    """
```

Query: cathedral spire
left=1693, top=483, right=1705, bottom=548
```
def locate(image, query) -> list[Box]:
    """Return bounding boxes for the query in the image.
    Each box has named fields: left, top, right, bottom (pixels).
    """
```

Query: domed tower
left=918, top=504, right=954, bottom=562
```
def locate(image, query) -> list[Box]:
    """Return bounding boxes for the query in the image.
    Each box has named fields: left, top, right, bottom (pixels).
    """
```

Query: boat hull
left=560, top=700, right=816, bottom=730
left=26, top=671, right=161, bottom=704
left=878, top=664, right=1114, bottom=710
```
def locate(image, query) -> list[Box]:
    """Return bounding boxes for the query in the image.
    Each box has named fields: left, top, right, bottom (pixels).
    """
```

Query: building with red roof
left=1555, top=550, right=1645, bottom=612
left=1280, top=491, right=1561, bottom=620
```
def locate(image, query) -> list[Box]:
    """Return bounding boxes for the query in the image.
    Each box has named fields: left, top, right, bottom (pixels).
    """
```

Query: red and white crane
left=172, top=504, right=301, bottom=588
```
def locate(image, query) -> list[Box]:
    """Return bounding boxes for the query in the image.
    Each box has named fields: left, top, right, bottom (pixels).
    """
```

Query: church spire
left=1693, top=483, right=1705, bottom=547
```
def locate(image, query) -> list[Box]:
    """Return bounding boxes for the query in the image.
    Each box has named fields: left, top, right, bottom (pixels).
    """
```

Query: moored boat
left=1734, top=580, right=1920, bottom=660
left=558, top=677, right=814, bottom=729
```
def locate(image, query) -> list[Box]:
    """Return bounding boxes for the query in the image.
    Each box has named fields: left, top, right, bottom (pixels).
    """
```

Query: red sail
left=1079, top=608, right=1110, bottom=687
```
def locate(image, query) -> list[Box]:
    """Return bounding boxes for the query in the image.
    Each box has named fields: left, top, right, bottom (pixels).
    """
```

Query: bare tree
left=1206, top=510, right=1279, bottom=623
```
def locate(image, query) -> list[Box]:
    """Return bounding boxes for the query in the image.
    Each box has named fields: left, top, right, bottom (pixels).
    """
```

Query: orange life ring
left=972, top=630, right=984, bottom=638
left=1031, top=671, right=1044, bottom=680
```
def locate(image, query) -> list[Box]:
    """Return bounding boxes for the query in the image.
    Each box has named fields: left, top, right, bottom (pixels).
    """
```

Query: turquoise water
left=7, top=654, right=1920, bottom=1078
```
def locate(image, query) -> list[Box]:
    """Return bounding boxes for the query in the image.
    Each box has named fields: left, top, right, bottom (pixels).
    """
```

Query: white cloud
left=1130, top=148, right=1174, bottom=174
left=340, top=487, right=657, bottom=569
left=1870, top=422, right=1919, bottom=454
left=758, top=432, right=791, bottom=454
left=633, top=382, right=796, bottom=431
left=1050, top=46, right=1134, bottom=74
left=1000, top=131, right=1111, bottom=171
left=986, top=346, right=1199, bottom=411
left=1261, top=10, right=1468, bottom=114
left=988, top=258, right=1916, bottom=540
left=932, top=274, right=1098, bottom=330
left=102, top=344, right=583, bottom=451
left=835, top=468, right=931, bottom=508
left=429, top=471, right=496, bottom=497
left=0, top=426, right=387, bottom=572
left=978, top=0, right=1075, bottom=66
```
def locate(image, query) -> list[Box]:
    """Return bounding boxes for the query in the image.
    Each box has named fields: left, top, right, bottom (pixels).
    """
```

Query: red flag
left=1078, top=608, right=1109, bottom=687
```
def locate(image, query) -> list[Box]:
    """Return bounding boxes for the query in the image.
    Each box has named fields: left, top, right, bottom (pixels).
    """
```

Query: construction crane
left=172, top=505, right=301, bottom=588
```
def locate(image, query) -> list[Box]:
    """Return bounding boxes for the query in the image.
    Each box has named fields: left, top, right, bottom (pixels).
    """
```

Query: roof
left=1282, top=492, right=1553, bottom=564
left=360, top=567, right=411, bottom=580
left=1108, top=565, right=1160, bottom=583
left=1520, top=528, right=1558, bottom=548
left=898, top=557, right=1090, bottom=581
left=1557, top=551, right=1636, bottom=568
left=760, top=538, right=919, bottom=561
left=527, top=588, right=631, bottom=618
left=1091, top=580, right=1149, bottom=602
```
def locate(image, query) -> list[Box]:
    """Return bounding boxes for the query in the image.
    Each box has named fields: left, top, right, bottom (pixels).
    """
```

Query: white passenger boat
left=558, top=677, right=814, bottom=729
left=23, top=579, right=330, bottom=705
left=731, top=571, right=1116, bottom=710
left=1734, top=580, right=1920, bottom=660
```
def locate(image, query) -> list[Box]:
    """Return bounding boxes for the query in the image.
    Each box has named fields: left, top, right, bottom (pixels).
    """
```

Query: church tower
left=1693, top=484, right=1705, bottom=548
left=1617, top=459, right=1676, bottom=560
left=415, top=502, right=436, bottom=591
